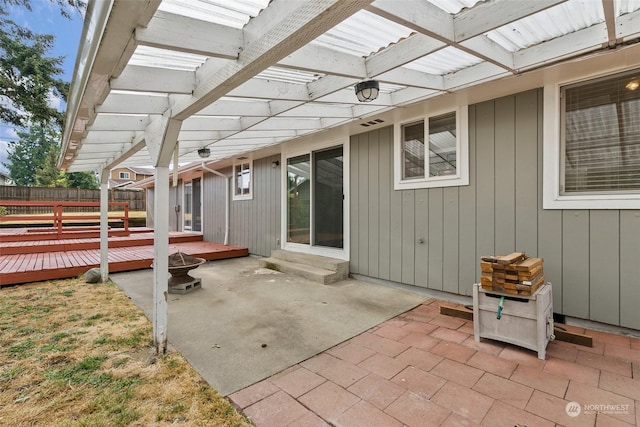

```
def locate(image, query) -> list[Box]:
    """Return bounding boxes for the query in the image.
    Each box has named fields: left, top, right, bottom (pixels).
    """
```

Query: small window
left=561, top=70, right=640, bottom=195
left=119, top=171, right=130, bottom=179
left=233, top=161, right=252, bottom=200
left=394, top=108, right=468, bottom=190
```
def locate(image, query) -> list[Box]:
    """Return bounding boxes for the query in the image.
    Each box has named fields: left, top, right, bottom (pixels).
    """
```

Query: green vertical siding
left=349, top=88, right=640, bottom=328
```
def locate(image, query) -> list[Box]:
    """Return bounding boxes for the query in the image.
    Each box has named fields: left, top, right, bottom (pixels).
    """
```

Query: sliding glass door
left=286, top=146, right=344, bottom=250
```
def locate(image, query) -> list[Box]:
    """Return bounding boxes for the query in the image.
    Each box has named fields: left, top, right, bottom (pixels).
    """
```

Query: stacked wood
left=480, top=252, right=544, bottom=296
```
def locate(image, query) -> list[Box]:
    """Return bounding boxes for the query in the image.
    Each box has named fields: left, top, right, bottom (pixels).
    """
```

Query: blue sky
left=0, top=0, right=84, bottom=174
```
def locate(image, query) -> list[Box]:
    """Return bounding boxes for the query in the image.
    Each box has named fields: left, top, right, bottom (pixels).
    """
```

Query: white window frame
left=543, top=72, right=640, bottom=210
left=394, top=106, right=469, bottom=190
left=232, top=160, right=253, bottom=201
left=119, top=171, right=130, bottom=179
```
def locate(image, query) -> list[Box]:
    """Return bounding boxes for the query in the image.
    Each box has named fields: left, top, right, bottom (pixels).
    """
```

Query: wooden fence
left=0, top=186, right=145, bottom=214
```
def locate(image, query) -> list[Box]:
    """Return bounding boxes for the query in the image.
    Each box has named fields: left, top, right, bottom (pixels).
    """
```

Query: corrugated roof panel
left=158, top=0, right=269, bottom=28
left=486, top=0, right=604, bottom=52
left=256, top=67, right=324, bottom=84
left=130, top=46, right=208, bottom=71
left=427, top=0, right=483, bottom=14
left=405, top=46, right=484, bottom=75
left=616, top=0, right=640, bottom=15
left=313, top=9, right=413, bottom=57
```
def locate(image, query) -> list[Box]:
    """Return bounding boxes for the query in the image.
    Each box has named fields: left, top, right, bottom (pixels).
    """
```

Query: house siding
left=350, top=88, right=640, bottom=329
left=146, top=183, right=181, bottom=231
left=203, top=155, right=281, bottom=257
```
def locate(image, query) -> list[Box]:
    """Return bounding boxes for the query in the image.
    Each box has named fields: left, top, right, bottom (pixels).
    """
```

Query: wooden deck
left=0, top=227, right=248, bottom=286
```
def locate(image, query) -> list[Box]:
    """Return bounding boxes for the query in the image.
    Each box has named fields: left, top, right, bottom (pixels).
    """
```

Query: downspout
left=201, top=162, right=230, bottom=245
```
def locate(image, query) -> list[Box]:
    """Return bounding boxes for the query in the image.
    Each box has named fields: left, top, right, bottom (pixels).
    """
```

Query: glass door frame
left=280, top=138, right=350, bottom=261
left=182, top=178, right=203, bottom=233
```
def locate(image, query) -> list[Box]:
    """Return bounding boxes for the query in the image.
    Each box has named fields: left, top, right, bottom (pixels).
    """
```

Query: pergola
left=60, top=0, right=640, bottom=353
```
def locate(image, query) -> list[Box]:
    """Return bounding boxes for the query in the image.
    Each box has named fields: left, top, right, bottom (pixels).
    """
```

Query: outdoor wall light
left=355, top=80, right=379, bottom=102
left=271, top=160, right=280, bottom=168
left=197, top=147, right=211, bottom=158
left=626, top=79, right=639, bottom=91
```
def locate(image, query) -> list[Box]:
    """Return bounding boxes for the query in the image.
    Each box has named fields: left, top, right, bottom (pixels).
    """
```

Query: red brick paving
left=229, top=299, right=640, bottom=426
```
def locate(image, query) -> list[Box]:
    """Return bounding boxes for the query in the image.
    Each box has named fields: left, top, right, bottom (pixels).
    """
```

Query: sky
left=0, top=0, right=84, bottom=174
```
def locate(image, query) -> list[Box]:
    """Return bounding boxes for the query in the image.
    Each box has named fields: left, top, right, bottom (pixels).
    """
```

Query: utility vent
left=360, top=118, right=385, bottom=127
left=237, top=156, right=248, bottom=160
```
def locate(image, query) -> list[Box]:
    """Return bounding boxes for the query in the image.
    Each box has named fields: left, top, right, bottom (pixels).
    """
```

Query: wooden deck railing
left=0, top=201, right=129, bottom=238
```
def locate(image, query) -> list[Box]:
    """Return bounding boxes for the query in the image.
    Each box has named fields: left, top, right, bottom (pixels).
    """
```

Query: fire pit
left=166, top=251, right=206, bottom=294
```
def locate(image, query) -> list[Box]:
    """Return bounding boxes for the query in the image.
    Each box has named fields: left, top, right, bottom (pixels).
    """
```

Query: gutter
left=201, top=162, right=230, bottom=246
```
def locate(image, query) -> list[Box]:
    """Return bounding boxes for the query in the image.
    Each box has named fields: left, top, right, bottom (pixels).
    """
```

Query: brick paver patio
left=230, top=299, right=640, bottom=427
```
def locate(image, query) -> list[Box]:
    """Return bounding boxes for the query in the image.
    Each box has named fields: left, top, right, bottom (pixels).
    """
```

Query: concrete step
left=269, top=249, right=349, bottom=277
left=258, top=257, right=345, bottom=284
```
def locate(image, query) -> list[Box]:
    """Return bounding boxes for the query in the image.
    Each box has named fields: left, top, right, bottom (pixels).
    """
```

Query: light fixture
left=354, top=80, right=379, bottom=102
left=625, top=79, right=639, bottom=91
left=271, top=160, right=280, bottom=168
left=197, top=147, right=211, bottom=158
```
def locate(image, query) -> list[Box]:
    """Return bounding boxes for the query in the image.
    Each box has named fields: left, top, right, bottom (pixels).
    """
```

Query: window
left=562, top=70, right=640, bottom=194
left=119, top=171, right=130, bottom=179
left=394, top=107, right=468, bottom=190
left=543, top=69, right=640, bottom=209
left=233, top=161, right=252, bottom=200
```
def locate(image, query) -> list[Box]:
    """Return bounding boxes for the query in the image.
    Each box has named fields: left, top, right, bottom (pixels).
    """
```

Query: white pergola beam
left=135, top=10, right=243, bottom=58
left=89, top=114, right=150, bottom=131
left=171, top=0, right=373, bottom=120
left=111, top=65, right=195, bottom=94
left=365, top=34, right=445, bottom=77
left=97, top=93, right=169, bottom=115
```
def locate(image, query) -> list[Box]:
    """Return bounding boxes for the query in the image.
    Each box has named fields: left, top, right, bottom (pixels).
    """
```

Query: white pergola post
left=145, top=115, right=183, bottom=355
left=152, top=166, right=170, bottom=354
left=99, top=169, right=110, bottom=283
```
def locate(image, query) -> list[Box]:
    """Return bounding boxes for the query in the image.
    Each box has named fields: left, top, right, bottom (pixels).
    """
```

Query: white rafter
left=60, top=0, right=640, bottom=173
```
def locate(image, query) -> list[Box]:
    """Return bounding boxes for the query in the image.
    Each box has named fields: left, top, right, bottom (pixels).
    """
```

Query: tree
left=35, top=143, right=66, bottom=187
left=5, top=123, right=57, bottom=186
left=0, top=0, right=84, bottom=128
left=67, top=171, right=98, bottom=189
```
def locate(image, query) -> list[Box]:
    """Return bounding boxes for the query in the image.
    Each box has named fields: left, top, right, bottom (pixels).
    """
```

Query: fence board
left=0, top=185, right=145, bottom=213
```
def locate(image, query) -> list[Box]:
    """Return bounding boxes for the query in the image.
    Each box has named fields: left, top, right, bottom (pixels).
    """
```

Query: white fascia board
left=136, top=10, right=243, bottom=58
left=514, top=23, right=608, bottom=70
left=279, top=43, right=367, bottom=78
left=377, top=67, right=444, bottom=90
left=453, top=0, right=568, bottom=42
left=365, top=33, right=445, bottom=77
left=96, top=93, right=169, bottom=114
left=111, top=65, right=195, bottom=94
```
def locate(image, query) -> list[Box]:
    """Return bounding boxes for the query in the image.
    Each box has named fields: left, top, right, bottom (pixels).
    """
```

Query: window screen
left=562, top=70, right=640, bottom=194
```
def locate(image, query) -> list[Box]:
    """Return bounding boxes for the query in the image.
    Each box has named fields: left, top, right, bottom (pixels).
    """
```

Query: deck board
left=0, top=229, right=249, bottom=286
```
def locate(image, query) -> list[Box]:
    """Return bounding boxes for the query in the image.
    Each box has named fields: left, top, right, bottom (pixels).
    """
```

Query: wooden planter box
left=473, top=283, right=553, bottom=359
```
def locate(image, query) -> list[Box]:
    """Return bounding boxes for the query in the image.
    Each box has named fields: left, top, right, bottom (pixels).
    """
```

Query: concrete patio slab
left=110, top=256, right=426, bottom=396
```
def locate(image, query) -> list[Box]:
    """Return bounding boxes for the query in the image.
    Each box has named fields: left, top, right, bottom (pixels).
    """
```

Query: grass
left=0, top=278, right=252, bottom=427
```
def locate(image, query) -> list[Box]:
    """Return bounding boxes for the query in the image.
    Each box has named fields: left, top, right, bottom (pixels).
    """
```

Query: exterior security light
left=355, top=80, right=379, bottom=102
left=197, top=148, right=211, bottom=158
left=626, top=79, right=639, bottom=91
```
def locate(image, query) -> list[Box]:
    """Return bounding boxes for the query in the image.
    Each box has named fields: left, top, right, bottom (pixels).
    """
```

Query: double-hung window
left=233, top=160, right=252, bottom=200
left=394, top=107, right=468, bottom=190
left=544, top=68, right=640, bottom=209
left=119, top=171, right=130, bottom=179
